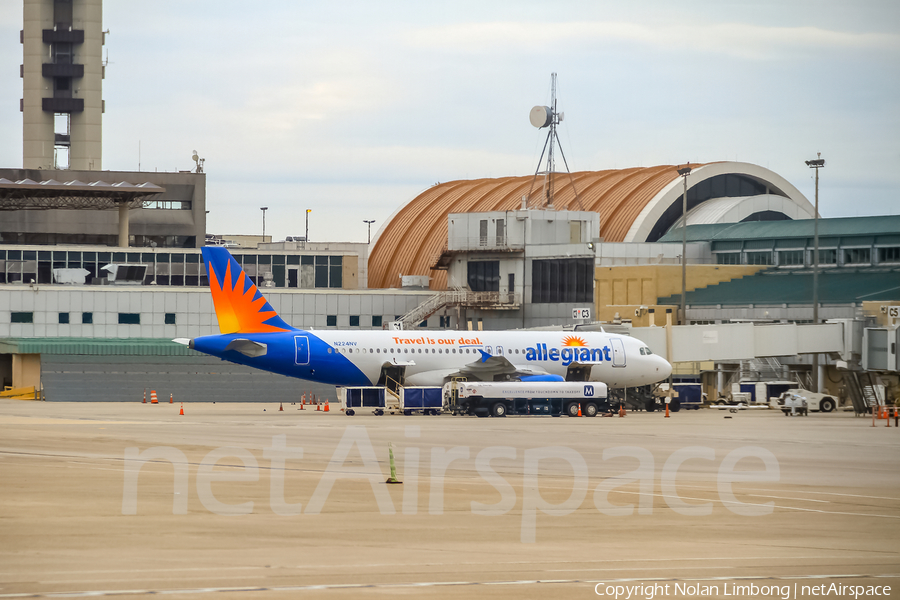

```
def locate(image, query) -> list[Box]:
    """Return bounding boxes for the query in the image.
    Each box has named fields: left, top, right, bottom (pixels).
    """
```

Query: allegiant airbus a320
left=176, top=247, right=672, bottom=388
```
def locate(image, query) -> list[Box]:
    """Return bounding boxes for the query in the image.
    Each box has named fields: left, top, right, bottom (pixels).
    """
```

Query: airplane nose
left=658, top=356, right=673, bottom=379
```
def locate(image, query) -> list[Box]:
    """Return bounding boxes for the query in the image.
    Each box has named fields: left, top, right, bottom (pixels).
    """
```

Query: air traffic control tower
left=21, top=0, right=104, bottom=171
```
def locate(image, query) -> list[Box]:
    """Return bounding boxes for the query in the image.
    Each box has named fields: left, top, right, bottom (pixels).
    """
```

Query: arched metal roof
left=368, top=162, right=813, bottom=290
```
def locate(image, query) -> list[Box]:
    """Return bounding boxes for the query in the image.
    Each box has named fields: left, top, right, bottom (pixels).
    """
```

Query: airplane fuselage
left=190, top=329, right=672, bottom=388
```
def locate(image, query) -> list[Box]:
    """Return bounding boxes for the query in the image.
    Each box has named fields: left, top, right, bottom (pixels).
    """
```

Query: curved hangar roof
left=368, top=161, right=813, bottom=290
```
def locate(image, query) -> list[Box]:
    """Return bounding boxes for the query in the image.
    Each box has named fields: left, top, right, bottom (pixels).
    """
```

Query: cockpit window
left=643, top=347, right=653, bottom=355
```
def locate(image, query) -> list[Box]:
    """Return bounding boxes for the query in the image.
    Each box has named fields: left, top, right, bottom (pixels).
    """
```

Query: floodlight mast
left=805, top=153, right=825, bottom=392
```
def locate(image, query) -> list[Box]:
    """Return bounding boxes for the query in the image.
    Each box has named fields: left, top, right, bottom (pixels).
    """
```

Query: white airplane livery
left=180, top=248, right=672, bottom=389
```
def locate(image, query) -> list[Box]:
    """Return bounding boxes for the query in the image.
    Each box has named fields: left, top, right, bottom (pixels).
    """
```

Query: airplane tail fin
left=201, top=246, right=294, bottom=334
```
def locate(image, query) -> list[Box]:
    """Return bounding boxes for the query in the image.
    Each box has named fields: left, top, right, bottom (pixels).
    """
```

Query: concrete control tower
left=21, top=0, right=104, bottom=171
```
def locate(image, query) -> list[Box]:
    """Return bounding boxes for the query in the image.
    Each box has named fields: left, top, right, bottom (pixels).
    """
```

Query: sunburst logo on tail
left=206, top=254, right=291, bottom=334
left=561, top=335, right=588, bottom=347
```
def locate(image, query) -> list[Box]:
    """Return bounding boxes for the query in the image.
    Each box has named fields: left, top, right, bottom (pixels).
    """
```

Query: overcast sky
left=1, top=1, right=898, bottom=243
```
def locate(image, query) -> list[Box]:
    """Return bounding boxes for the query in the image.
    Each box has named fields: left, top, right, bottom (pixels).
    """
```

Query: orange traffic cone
left=665, top=400, right=670, bottom=418
left=179, top=403, right=184, bottom=416
left=577, top=405, right=582, bottom=417
left=279, top=402, right=284, bottom=412
left=324, top=401, right=330, bottom=413
left=169, top=393, right=174, bottom=404
left=142, top=389, right=146, bottom=404
left=299, top=398, right=304, bottom=410
left=618, top=404, right=626, bottom=417
left=316, top=402, right=321, bottom=411
left=150, top=390, right=158, bottom=404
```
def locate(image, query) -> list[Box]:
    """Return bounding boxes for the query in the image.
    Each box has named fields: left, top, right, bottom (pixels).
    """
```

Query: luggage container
left=340, top=386, right=386, bottom=416
left=400, top=387, right=443, bottom=415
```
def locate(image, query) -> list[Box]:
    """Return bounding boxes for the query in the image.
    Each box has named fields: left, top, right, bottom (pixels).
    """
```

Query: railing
left=395, top=289, right=521, bottom=329
left=446, top=236, right=525, bottom=252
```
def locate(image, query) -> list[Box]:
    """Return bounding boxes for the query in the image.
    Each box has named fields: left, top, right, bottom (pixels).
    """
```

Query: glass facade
left=467, top=260, right=499, bottom=292
left=843, top=248, right=870, bottom=265
left=0, top=232, right=196, bottom=248
left=745, top=251, right=773, bottom=265
left=0, top=248, right=349, bottom=289
left=878, top=247, right=900, bottom=263
left=531, top=258, right=593, bottom=304
left=716, top=253, right=740, bottom=265
left=777, top=250, right=804, bottom=266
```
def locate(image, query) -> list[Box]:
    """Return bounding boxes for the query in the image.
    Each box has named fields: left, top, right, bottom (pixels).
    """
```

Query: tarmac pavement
left=1, top=400, right=898, bottom=599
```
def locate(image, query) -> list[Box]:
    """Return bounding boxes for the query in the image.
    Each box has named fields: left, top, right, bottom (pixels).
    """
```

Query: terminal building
left=2, top=0, right=897, bottom=405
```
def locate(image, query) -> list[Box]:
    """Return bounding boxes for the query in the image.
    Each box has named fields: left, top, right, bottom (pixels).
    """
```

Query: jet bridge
left=632, top=321, right=848, bottom=363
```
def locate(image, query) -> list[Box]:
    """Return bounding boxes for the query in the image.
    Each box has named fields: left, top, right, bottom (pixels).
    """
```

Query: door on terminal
left=287, top=267, right=298, bottom=288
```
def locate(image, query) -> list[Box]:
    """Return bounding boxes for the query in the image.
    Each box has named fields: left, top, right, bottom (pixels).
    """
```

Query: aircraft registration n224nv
left=177, top=247, right=672, bottom=389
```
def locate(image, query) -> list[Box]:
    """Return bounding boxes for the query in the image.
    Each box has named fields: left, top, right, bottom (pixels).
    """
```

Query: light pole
left=261, top=206, right=268, bottom=241
left=305, top=209, right=311, bottom=243
left=805, top=154, right=825, bottom=391
left=677, top=164, right=692, bottom=325
left=364, top=219, right=375, bottom=244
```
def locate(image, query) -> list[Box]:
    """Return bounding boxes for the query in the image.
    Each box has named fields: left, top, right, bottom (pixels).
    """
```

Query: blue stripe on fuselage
left=191, top=331, right=371, bottom=386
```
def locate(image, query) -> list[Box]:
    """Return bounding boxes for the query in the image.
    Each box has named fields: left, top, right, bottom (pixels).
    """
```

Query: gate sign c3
left=572, top=307, right=591, bottom=320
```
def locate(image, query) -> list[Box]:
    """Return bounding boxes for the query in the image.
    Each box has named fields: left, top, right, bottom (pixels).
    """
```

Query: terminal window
left=165, top=313, right=176, bottom=325
left=467, top=260, right=500, bottom=292
left=349, top=315, right=360, bottom=327
left=326, top=315, right=337, bottom=327
left=816, top=249, right=838, bottom=264
left=531, top=258, right=592, bottom=303
left=716, top=253, right=740, bottom=265
left=843, top=248, right=870, bottom=265
left=879, top=247, right=900, bottom=263
left=11, top=312, right=33, bottom=324
left=778, top=250, right=804, bottom=266
left=372, top=315, right=382, bottom=327
left=58, top=312, right=69, bottom=324
left=118, top=313, right=141, bottom=325
left=82, top=312, right=93, bottom=324
left=746, top=251, right=773, bottom=265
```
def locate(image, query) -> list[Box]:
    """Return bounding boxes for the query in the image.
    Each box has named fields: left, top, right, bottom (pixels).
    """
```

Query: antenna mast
left=526, top=73, right=582, bottom=210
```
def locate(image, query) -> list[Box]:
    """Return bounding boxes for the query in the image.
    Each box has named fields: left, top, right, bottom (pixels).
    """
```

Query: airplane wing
left=451, top=350, right=553, bottom=381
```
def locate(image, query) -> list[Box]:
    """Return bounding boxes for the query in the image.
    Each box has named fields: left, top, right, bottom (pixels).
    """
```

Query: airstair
left=842, top=371, right=882, bottom=416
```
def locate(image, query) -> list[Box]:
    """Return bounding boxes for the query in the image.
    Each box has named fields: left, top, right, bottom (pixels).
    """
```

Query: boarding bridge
left=632, top=322, right=850, bottom=363
left=631, top=320, right=893, bottom=416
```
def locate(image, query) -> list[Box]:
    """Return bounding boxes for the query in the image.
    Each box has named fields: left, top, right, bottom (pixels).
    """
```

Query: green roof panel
left=659, top=215, right=900, bottom=244
left=658, top=269, right=900, bottom=306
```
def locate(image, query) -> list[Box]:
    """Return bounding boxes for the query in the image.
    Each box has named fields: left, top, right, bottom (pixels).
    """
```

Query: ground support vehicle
left=725, top=381, right=796, bottom=405
left=769, top=388, right=838, bottom=414
left=444, top=381, right=609, bottom=418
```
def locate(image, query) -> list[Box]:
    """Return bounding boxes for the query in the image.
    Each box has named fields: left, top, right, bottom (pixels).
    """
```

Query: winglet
left=478, top=349, right=492, bottom=363
left=201, top=247, right=294, bottom=334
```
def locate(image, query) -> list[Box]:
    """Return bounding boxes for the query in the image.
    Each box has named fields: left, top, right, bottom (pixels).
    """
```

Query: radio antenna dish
left=525, top=73, right=582, bottom=210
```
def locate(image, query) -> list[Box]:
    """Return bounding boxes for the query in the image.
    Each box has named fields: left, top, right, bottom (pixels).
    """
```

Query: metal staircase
left=384, top=376, right=402, bottom=414
left=394, top=288, right=520, bottom=329
left=739, top=357, right=785, bottom=381
left=842, top=371, right=881, bottom=416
